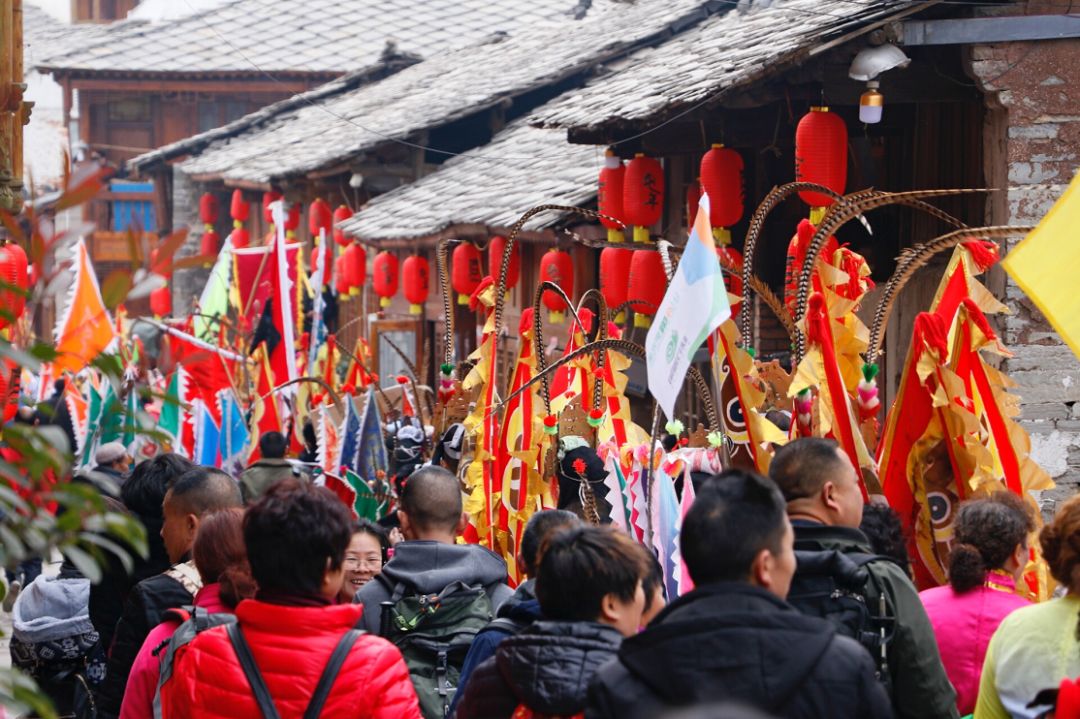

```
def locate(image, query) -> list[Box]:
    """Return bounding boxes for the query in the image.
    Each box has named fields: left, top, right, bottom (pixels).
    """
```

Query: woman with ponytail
left=120, top=508, right=256, bottom=719
left=920, top=492, right=1035, bottom=715
left=975, top=495, right=1080, bottom=719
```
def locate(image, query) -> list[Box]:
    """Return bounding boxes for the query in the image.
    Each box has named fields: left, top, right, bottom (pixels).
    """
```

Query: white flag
left=645, top=193, right=731, bottom=420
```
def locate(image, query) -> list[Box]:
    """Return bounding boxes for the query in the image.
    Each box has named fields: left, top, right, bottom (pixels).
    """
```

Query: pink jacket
left=119, top=583, right=230, bottom=719
left=919, top=573, right=1030, bottom=715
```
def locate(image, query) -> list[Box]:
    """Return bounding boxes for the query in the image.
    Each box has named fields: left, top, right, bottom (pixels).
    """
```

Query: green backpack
left=378, top=580, right=495, bottom=719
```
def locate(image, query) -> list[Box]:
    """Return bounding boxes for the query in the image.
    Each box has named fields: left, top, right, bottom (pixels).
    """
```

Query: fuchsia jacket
left=119, top=583, right=230, bottom=719
left=919, top=573, right=1030, bottom=716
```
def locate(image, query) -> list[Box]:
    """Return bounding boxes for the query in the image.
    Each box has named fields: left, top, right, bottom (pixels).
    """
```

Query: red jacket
left=162, top=599, right=420, bottom=719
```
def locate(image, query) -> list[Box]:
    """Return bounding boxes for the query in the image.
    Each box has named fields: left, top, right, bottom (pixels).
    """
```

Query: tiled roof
left=35, top=0, right=584, bottom=77
left=531, top=0, right=929, bottom=134
left=337, top=117, right=599, bottom=244
left=24, top=3, right=145, bottom=68
left=160, top=0, right=725, bottom=185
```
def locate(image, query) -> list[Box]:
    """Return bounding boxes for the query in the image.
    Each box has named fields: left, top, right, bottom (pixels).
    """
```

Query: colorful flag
left=1001, top=171, right=1080, bottom=359
left=53, top=239, right=117, bottom=375
left=646, top=194, right=731, bottom=420
left=676, top=475, right=696, bottom=596
left=194, top=234, right=234, bottom=342
left=193, top=400, right=221, bottom=468
left=337, top=394, right=362, bottom=473
left=354, top=389, right=389, bottom=489
left=218, top=390, right=250, bottom=474
left=649, top=462, right=682, bottom=602
left=159, top=367, right=189, bottom=455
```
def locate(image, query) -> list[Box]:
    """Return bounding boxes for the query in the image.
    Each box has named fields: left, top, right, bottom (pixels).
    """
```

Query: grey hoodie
left=353, top=540, right=514, bottom=634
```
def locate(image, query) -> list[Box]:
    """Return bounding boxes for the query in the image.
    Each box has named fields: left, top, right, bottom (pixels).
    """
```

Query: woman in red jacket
left=162, top=479, right=421, bottom=719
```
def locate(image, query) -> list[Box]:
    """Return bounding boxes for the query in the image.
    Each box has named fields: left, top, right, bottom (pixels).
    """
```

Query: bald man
left=95, top=468, right=242, bottom=719
left=353, top=465, right=513, bottom=634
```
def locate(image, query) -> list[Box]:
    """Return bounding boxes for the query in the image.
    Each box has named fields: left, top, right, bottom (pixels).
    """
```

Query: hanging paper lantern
left=308, top=198, right=333, bottom=239
left=230, top=189, right=249, bottom=223
left=403, top=255, right=430, bottom=315
left=487, top=235, right=520, bottom=290
left=600, top=247, right=632, bottom=324
left=795, top=107, right=848, bottom=211
left=150, top=285, right=171, bottom=318
left=332, top=205, right=353, bottom=247
left=700, top=144, right=744, bottom=243
left=334, top=254, right=349, bottom=295
left=598, top=149, right=626, bottom=243
left=0, top=242, right=28, bottom=331
left=283, top=203, right=301, bottom=238
left=199, top=229, right=221, bottom=259
left=262, top=191, right=282, bottom=224
left=199, top=193, right=219, bottom=226
left=230, top=189, right=249, bottom=248
left=623, top=153, right=664, bottom=243
left=685, top=179, right=701, bottom=228
left=452, top=242, right=483, bottom=305
left=343, top=243, right=366, bottom=296
left=373, top=251, right=399, bottom=309
left=628, top=250, right=666, bottom=328
left=539, top=248, right=574, bottom=324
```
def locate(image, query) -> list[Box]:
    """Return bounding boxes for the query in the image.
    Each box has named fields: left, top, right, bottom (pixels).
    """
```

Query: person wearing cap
left=431, top=423, right=465, bottom=476
left=93, top=441, right=131, bottom=483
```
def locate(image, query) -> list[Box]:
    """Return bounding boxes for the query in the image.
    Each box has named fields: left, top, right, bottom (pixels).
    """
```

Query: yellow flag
left=1002, top=172, right=1080, bottom=359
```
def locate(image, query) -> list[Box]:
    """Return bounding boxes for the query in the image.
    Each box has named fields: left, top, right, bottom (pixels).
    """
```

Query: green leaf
left=77, top=532, right=134, bottom=575
left=101, top=268, right=134, bottom=310
left=0, top=340, right=41, bottom=372
left=61, top=545, right=102, bottom=584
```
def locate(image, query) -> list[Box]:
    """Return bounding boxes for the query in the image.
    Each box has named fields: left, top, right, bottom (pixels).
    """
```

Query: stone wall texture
left=970, top=28, right=1080, bottom=514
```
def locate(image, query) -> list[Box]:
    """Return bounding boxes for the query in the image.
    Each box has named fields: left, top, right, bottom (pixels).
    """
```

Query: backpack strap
left=227, top=622, right=282, bottom=719
left=302, top=624, right=366, bottom=719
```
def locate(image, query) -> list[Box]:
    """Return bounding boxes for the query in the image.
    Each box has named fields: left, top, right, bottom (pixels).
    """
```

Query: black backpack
left=785, top=549, right=896, bottom=689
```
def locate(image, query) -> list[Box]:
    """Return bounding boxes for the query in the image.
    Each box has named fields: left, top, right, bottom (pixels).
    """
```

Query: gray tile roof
left=24, top=3, right=146, bottom=67
left=337, top=116, right=599, bottom=244
left=163, top=0, right=725, bottom=185
left=530, top=0, right=929, bottom=134
left=35, top=0, right=584, bottom=77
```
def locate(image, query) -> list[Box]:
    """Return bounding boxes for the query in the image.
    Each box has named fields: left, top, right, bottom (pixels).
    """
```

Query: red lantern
left=230, top=189, right=249, bottom=223
left=150, top=285, right=171, bottom=318
left=308, top=198, right=332, bottom=239
left=700, top=144, right=744, bottom=243
left=284, top=203, right=301, bottom=237
left=231, top=227, right=249, bottom=249
left=598, top=150, right=626, bottom=243
left=334, top=255, right=349, bottom=295
left=332, top=205, right=353, bottom=247
left=487, top=235, right=520, bottom=290
left=343, top=243, right=366, bottom=296
left=451, top=242, right=483, bottom=305
left=372, top=251, right=399, bottom=308
left=539, top=248, right=574, bottom=323
left=623, top=153, right=664, bottom=243
left=685, top=179, right=701, bottom=228
left=403, top=255, right=430, bottom=315
left=628, top=250, right=666, bottom=328
left=795, top=107, right=848, bottom=210
left=199, top=229, right=220, bottom=260
left=262, top=191, right=282, bottom=224
left=600, top=247, right=632, bottom=324
left=199, top=193, right=219, bottom=226
left=0, top=243, right=28, bottom=330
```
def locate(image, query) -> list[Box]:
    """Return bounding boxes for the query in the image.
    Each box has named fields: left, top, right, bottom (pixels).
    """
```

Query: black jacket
left=94, top=563, right=201, bottom=719
left=585, top=583, right=893, bottom=719
left=792, top=522, right=958, bottom=719
left=455, top=620, right=622, bottom=719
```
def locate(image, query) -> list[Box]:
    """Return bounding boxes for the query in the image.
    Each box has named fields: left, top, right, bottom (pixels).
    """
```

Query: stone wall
left=170, top=167, right=210, bottom=317
left=970, top=28, right=1080, bottom=514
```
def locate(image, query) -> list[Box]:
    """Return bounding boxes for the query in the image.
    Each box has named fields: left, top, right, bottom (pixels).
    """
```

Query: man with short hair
left=239, top=431, right=301, bottom=503
left=95, top=467, right=243, bottom=719
left=769, top=438, right=957, bottom=719
left=450, top=509, right=581, bottom=715
left=454, top=526, right=649, bottom=718
left=354, top=466, right=514, bottom=633
left=587, top=469, right=892, bottom=719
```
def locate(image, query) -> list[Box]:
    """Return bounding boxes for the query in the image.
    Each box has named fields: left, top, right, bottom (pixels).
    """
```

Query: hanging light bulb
left=859, top=81, right=884, bottom=124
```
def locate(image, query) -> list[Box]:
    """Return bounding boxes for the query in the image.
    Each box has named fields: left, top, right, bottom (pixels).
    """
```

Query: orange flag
left=54, top=239, right=117, bottom=375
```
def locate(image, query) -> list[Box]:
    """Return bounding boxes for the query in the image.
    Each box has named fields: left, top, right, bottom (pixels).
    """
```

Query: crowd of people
left=5, top=434, right=1080, bottom=719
